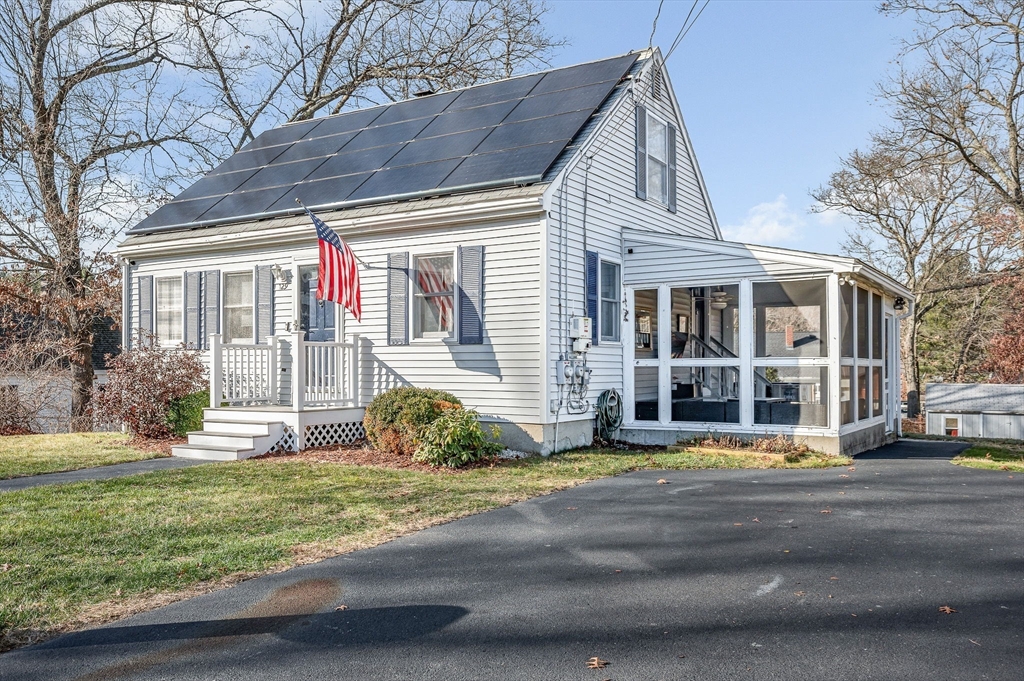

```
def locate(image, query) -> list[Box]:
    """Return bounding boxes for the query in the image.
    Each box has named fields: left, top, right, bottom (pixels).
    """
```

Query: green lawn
left=0, top=446, right=847, bottom=651
left=0, top=433, right=166, bottom=480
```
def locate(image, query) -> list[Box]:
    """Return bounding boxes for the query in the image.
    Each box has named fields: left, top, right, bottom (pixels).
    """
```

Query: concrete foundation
left=617, top=423, right=896, bottom=457
left=482, top=417, right=594, bottom=456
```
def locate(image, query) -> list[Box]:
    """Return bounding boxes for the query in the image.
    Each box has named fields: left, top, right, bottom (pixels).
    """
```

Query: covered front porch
left=173, top=331, right=366, bottom=459
left=618, top=230, right=912, bottom=456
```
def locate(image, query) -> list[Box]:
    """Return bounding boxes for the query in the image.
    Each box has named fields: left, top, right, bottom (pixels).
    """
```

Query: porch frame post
left=826, top=273, right=842, bottom=435
left=349, top=334, right=361, bottom=407
left=657, top=284, right=672, bottom=425
left=209, top=333, right=222, bottom=409
left=291, top=330, right=305, bottom=413
left=266, top=335, right=278, bottom=405
left=738, top=280, right=753, bottom=428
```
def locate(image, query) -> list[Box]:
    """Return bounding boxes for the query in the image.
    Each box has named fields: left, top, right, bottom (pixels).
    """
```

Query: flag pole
left=295, top=197, right=372, bottom=270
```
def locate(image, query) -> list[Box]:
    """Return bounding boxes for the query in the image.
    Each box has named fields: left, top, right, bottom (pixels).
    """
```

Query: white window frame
left=599, top=257, right=621, bottom=343
left=154, top=275, right=183, bottom=347
left=222, top=270, right=255, bottom=345
left=646, top=111, right=670, bottom=206
left=411, top=250, right=457, bottom=342
left=943, top=415, right=961, bottom=437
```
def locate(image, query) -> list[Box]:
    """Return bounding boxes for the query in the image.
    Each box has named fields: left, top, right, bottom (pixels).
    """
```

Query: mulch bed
left=127, top=436, right=186, bottom=456
left=252, top=440, right=503, bottom=474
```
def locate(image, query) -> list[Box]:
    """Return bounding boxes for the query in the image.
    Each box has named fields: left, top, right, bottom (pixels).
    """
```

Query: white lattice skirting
left=304, top=421, right=366, bottom=449
left=268, top=425, right=299, bottom=453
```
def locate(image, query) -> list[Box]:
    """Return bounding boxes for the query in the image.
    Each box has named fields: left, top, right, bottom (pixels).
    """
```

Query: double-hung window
left=647, top=114, right=669, bottom=205
left=600, top=260, right=620, bottom=342
left=223, top=272, right=254, bottom=344
left=413, top=253, right=455, bottom=339
left=155, top=277, right=182, bottom=346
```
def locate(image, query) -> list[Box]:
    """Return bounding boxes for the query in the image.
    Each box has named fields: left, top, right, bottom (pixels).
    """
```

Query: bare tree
left=0, top=0, right=560, bottom=428
left=812, top=137, right=1000, bottom=416
left=880, top=0, right=1024, bottom=223
left=183, top=0, right=562, bottom=154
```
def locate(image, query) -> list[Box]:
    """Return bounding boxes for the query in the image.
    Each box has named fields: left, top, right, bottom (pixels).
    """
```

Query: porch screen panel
left=872, top=292, right=882, bottom=359
left=857, top=365, right=868, bottom=421
left=633, top=366, right=659, bottom=421
left=841, top=366, right=853, bottom=425
left=754, top=366, right=829, bottom=428
left=753, top=279, right=827, bottom=358
left=871, top=367, right=882, bottom=417
left=840, top=284, right=854, bottom=358
left=670, top=366, right=740, bottom=424
left=856, top=287, right=869, bottom=359
left=634, top=289, right=658, bottom=359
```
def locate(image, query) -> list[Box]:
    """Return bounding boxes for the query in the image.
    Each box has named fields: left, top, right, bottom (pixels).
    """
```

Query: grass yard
left=0, top=433, right=167, bottom=480
left=0, top=446, right=847, bottom=651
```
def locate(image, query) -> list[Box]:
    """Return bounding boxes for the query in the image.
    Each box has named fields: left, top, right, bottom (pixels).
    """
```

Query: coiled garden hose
left=595, top=388, right=624, bottom=441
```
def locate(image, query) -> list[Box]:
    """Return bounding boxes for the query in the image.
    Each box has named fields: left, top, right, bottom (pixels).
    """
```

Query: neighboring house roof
left=925, top=383, right=1024, bottom=415
left=129, top=52, right=641, bottom=236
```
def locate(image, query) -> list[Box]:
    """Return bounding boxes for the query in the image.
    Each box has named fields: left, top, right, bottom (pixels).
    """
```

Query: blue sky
left=545, top=0, right=916, bottom=255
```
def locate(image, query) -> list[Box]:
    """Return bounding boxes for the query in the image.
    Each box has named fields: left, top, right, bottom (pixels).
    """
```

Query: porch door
left=884, top=313, right=894, bottom=433
left=299, top=266, right=335, bottom=342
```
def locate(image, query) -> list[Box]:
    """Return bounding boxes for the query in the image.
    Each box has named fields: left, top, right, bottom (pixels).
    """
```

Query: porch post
left=657, top=284, right=672, bottom=425
left=349, top=334, right=361, bottom=407
left=291, top=330, right=305, bottom=413
left=738, top=281, right=753, bottom=428
left=266, top=335, right=278, bottom=405
left=209, top=333, right=222, bottom=409
left=827, top=274, right=842, bottom=434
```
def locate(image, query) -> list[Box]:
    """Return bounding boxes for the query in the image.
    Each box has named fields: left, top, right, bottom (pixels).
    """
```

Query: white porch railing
left=209, top=334, right=278, bottom=406
left=292, top=331, right=360, bottom=409
left=208, top=331, right=360, bottom=410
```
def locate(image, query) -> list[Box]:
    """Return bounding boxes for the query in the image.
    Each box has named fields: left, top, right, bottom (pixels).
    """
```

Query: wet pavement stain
left=74, top=578, right=341, bottom=681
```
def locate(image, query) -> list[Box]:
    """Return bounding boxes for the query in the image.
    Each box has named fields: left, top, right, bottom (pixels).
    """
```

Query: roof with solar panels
left=126, top=52, right=643, bottom=237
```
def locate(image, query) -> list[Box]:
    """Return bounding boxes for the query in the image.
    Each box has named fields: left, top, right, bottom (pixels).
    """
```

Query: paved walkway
left=0, top=457, right=210, bottom=493
left=3, top=440, right=1022, bottom=681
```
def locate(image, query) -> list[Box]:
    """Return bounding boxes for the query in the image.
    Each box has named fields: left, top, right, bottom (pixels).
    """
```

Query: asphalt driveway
left=3, top=440, right=1022, bottom=681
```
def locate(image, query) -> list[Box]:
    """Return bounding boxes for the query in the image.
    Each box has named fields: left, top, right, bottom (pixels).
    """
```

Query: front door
left=299, top=266, right=335, bottom=342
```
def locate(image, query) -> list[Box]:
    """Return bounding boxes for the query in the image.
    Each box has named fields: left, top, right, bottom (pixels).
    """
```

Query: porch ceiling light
left=894, top=296, right=907, bottom=311
left=710, top=290, right=729, bottom=310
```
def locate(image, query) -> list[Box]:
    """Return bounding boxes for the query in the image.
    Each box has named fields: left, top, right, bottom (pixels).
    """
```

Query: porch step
left=171, top=443, right=256, bottom=461
left=171, top=419, right=287, bottom=460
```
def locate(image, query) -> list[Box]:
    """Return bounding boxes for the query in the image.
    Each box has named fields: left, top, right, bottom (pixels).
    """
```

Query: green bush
left=363, top=386, right=462, bottom=455
left=167, top=390, right=209, bottom=437
left=413, top=407, right=503, bottom=468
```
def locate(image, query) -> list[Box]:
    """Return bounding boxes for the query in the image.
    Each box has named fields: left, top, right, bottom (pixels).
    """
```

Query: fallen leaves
left=847, top=467, right=856, bottom=472
left=586, top=657, right=609, bottom=669
left=734, top=523, right=743, bottom=526
left=566, top=507, right=578, bottom=511
left=820, top=509, right=833, bottom=514
left=938, top=605, right=957, bottom=614
left=839, top=474, right=850, bottom=478
left=657, top=478, right=668, bottom=485
left=752, top=518, right=761, bottom=523
left=794, top=591, right=806, bottom=596
left=830, top=576, right=839, bottom=581
left=335, top=604, right=348, bottom=611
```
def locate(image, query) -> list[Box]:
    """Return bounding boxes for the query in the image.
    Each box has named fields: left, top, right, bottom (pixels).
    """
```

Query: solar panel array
left=130, top=53, right=639, bottom=234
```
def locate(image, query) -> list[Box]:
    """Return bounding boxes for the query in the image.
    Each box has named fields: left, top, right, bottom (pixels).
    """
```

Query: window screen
left=414, top=254, right=455, bottom=339
left=155, top=277, right=183, bottom=346
left=223, top=272, right=254, bottom=344
left=600, top=261, right=620, bottom=341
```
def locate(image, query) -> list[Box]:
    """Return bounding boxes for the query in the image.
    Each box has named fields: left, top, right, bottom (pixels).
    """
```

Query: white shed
left=925, top=383, right=1024, bottom=440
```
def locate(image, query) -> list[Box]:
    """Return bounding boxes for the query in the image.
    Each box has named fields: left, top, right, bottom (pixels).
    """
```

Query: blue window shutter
left=458, top=245, right=484, bottom=344
left=184, top=271, right=202, bottom=349
left=635, top=104, right=647, bottom=200
left=255, top=265, right=274, bottom=344
left=667, top=123, right=678, bottom=214
left=387, top=252, right=409, bottom=346
left=586, top=250, right=599, bottom=346
left=203, top=270, right=220, bottom=350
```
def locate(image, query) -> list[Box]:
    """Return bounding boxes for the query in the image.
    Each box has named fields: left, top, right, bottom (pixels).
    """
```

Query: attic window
left=651, top=69, right=663, bottom=100
left=646, top=114, right=669, bottom=205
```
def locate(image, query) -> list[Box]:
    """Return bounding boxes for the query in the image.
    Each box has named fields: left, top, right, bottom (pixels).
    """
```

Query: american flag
left=417, top=257, right=453, bottom=330
left=305, top=207, right=361, bottom=322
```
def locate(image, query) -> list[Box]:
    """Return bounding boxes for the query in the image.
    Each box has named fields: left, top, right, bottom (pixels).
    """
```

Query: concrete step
left=170, top=444, right=256, bottom=461
left=202, top=419, right=271, bottom=436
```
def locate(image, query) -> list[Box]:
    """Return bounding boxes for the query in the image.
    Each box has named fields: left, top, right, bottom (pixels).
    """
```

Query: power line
left=665, top=0, right=710, bottom=61
left=649, top=0, right=665, bottom=48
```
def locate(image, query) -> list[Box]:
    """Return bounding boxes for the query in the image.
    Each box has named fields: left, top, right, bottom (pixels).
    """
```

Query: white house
left=117, top=49, right=912, bottom=460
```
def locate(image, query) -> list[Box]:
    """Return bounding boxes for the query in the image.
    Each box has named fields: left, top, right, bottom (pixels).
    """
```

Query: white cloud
left=722, top=194, right=803, bottom=245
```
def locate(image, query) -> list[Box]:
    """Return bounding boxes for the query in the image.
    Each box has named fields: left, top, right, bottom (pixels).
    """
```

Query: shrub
left=413, top=407, right=503, bottom=468
left=363, top=386, right=462, bottom=455
left=93, top=334, right=206, bottom=438
left=167, top=390, right=209, bottom=437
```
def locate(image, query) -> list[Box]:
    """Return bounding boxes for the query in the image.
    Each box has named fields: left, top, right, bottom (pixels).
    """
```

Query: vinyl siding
left=541, top=57, right=719, bottom=424
left=125, top=216, right=544, bottom=422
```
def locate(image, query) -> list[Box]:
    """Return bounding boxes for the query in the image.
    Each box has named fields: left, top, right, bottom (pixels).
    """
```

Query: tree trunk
left=68, top=319, right=94, bottom=432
